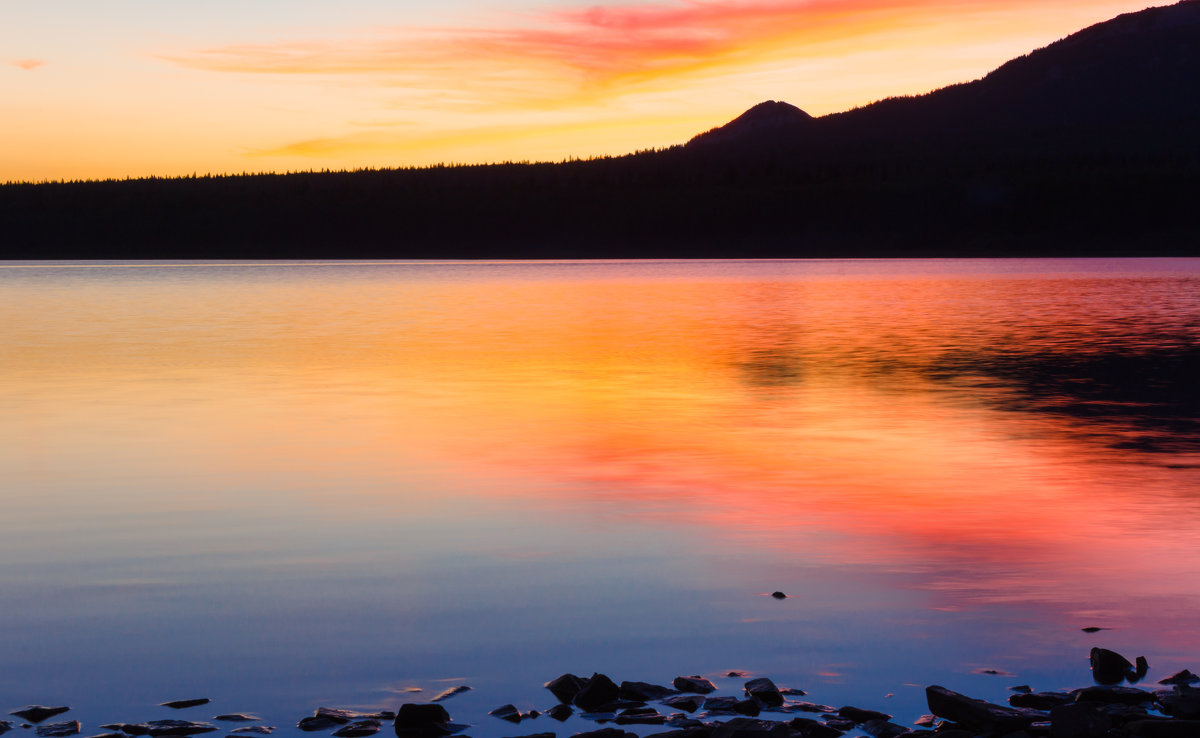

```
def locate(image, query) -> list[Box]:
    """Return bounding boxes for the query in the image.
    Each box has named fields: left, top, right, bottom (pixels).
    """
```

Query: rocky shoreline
left=6, top=648, right=1200, bottom=738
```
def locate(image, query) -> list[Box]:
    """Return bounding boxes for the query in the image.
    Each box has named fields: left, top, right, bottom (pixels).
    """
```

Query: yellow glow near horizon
left=1, top=0, right=1163, bottom=182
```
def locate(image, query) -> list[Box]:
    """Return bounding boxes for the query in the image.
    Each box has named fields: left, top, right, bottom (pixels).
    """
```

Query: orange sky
left=1, top=0, right=1162, bottom=182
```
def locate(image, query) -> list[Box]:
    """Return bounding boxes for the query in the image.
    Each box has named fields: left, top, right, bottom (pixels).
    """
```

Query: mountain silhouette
left=2, top=1, right=1198, bottom=258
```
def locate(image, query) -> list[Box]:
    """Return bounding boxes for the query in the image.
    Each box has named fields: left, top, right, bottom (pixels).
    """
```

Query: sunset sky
left=3, top=0, right=1159, bottom=182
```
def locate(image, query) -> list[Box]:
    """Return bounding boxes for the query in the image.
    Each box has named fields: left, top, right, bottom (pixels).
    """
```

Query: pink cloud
left=13, top=58, right=46, bottom=71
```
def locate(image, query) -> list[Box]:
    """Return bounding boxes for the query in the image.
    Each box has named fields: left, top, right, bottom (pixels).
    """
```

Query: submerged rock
left=229, top=729, right=274, bottom=735
left=673, top=677, right=717, bottom=695
left=836, top=707, right=891, bottom=724
left=771, top=593, right=787, bottom=600
left=212, top=717, right=259, bottom=724
left=314, top=709, right=359, bottom=725
left=161, top=701, right=210, bottom=710
left=36, top=722, right=81, bottom=738
left=431, top=687, right=471, bottom=703
left=0, top=722, right=11, bottom=735
left=11, top=708, right=71, bottom=724
left=570, top=729, right=637, bottom=738
left=662, top=696, right=704, bottom=713
left=297, top=718, right=340, bottom=732
left=332, top=721, right=380, bottom=738
left=859, top=719, right=910, bottom=738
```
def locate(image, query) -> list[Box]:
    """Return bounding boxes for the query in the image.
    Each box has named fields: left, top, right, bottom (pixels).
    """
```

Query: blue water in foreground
left=2, top=258, right=1199, bottom=737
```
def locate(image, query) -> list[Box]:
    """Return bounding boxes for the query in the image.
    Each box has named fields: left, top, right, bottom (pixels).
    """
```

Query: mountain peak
left=687, top=100, right=813, bottom=148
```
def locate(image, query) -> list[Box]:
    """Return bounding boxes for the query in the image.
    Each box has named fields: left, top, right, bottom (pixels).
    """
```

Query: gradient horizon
left=2, top=0, right=1162, bottom=182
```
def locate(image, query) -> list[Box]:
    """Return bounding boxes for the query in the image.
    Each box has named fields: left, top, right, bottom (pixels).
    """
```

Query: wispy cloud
left=13, top=58, right=46, bottom=71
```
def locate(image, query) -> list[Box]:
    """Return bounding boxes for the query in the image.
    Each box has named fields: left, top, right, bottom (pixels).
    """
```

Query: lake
left=2, top=258, right=1199, bottom=737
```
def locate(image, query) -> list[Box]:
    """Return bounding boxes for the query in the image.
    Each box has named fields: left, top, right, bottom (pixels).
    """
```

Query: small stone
left=545, top=706, right=572, bottom=722
left=0, top=723, right=12, bottom=736
left=614, top=708, right=665, bottom=726
left=1091, top=647, right=1136, bottom=685
left=618, top=682, right=677, bottom=701
left=11, top=709, right=70, bottom=725
left=701, top=697, right=739, bottom=714
left=859, top=719, right=910, bottom=738
left=770, top=593, right=786, bottom=600
left=488, top=706, right=522, bottom=724
left=1081, top=627, right=1107, bottom=633
left=836, top=707, right=891, bottom=724
left=212, top=718, right=259, bottom=724
left=161, top=701, right=210, bottom=711
left=1009, top=686, right=1032, bottom=694
left=1160, top=670, right=1200, bottom=686
left=315, top=710, right=358, bottom=725
left=744, top=678, right=783, bottom=707
left=574, top=674, right=620, bottom=713
left=332, top=721, right=380, bottom=738
left=789, top=703, right=835, bottom=714
left=913, top=715, right=936, bottom=727
left=431, top=687, right=471, bottom=704
left=731, top=700, right=760, bottom=717
left=710, top=717, right=790, bottom=738
left=662, top=697, right=704, bottom=714
left=297, top=718, right=339, bottom=732
left=84, top=733, right=127, bottom=738
left=36, top=723, right=81, bottom=738
left=1008, top=692, right=1073, bottom=710
left=672, top=677, right=717, bottom=695
left=1135, top=656, right=1150, bottom=682
left=727, top=671, right=749, bottom=678
left=570, top=729, right=636, bottom=738
left=545, top=674, right=588, bottom=704
left=779, top=688, right=807, bottom=697
left=230, top=729, right=274, bottom=735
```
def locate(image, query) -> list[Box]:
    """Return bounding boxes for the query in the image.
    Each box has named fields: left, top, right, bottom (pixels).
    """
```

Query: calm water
left=2, top=259, right=1199, bottom=736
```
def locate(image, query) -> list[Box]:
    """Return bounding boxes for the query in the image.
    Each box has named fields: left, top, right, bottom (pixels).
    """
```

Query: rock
left=1081, top=627, right=1107, bottom=633
left=229, top=729, right=274, bottom=735
left=662, top=717, right=706, bottom=730
left=502, top=734, right=555, bottom=738
left=123, top=722, right=218, bottom=737
left=84, top=734, right=128, bottom=738
left=0, top=722, right=11, bottom=736
left=1158, top=685, right=1200, bottom=719
left=779, top=688, right=807, bottom=697
left=710, top=717, right=790, bottom=738
left=332, top=721, right=380, bottom=738
left=614, top=707, right=665, bottom=726
left=732, top=700, right=761, bottom=717
left=545, top=706, right=572, bottom=722
left=727, top=672, right=750, bottom=678
left=487, top=706, right=522, bottom=724
left=771, top=592, right=787, bottom=600
left=701, top=697, right=739, bottom=714
left=392, top=705, right=452, bottom=738
left=36, top=722, right=81, bottom=738
left=789, top=703, right=835, bottom=714
left=860, top=719, right=911, bottom=738
left=1072, top=686, right=1155, bottom=705
left=315, top=710, right=358, bottom=725
left=212, top=717, right=259, bottom=724
left=1009, top=685, right=1033, bottom=694
left=662, top=697, right=704, bottom=713
left=1160, top=670, right=1200, bottom=686
left=673, top=677, right=717, bottom=695
left=1008, top=692, right=1073, bottom=710
left=836, top=707, right=891, bottom=724
left=1090, top=647, right=1136, bottom=685
left=570, top=729, right=637, bottom=738
left=618, top=682, right=677, bottom=701
left=574, top=674, right=621, bottom=713
left=1135, top=656, right=1150, bottom=682
left=546, top=674, right=589, bottom=704
left=1049, top=703, right=1113, bottom=737
left=646, top=729, right=712, bottom=738
left=11, top=709, right=71, bottom=725
left=161, top=701, right=210, bottom=710
left=431, top=687, right=471, bottom=703
left=786, top=718, right=844, bottom=738
left=912, top=715, right=936, bottom=728
left=1127, top=719, right=1200, bottom=737
left=925, top=685, right=1044, bottom=733
left=297, top=718, right=340, bottom=732
left=821, top=718, right=855, bottom=731
left=744, top=679, right=783, bottom=707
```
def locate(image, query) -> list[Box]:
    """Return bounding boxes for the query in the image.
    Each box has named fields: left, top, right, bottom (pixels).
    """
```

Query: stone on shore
left=618, top=681, right=677, bottom=701
left=161, top=701, right=210, bottom=710
left=332, top=721, right=380, bottom=738
left=545, top=674, right=588, bottom=704
left=673, top=677, right=717, bottom=695
left=11, top=708, right=71, bottom=724
left=925, top=685, right=1044, bottom=733
left=743, top=678, right=783, bottom=707
left=392, top=704, right=452, bottom=738
left=431, top=687, right=471, bottom=703
left=574, top=674, right=620, bottom=712
left=36, top=722, right=81, bottom=738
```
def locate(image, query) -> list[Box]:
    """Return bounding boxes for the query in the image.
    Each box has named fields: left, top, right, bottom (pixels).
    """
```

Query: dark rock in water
left=1008, top=685, right=1032, bottom=694
left=229, top=729, right=274, bottom=735
left=1008, top=691, right=1073, bottom=710
left=332, top=721, right=380, bottom=738
left=786, top=718, right=843, bottom=738
left=925, top=685, right=1044, bottom=733
left=315, top=710, right=360, bottom=725
left=1081, top=627, right=1108, bottom=633
left=743, top=678, right=783, bottom=707
left=1050, top=703, right=1113, bottom=737
left=662, top=697, right=704, bottom=714
left=836, top=707, right=891, bottom=724
left=1091, top=647, right=1137, bottom=685
left=11, top=708, right=71, bottom=725
left=121, top=722, right=217, bottom=737
left=646, top=728, right=712, bottom=738
left=771, top=592, right=787, bottom=600
left=297, top=718, right=340, bottom=732
left=726, top=672, right=749, bottom=678
left=1158, top=685, right=1200, bottom=719
left=618, top=682, right=677, bottom=701
left=36, top=722, right=81, bottom=738
left=672, top=677, right=717, bottom=695
left=213, top=717, right=259, bottom=724
left=546, top=674, right=588, bottom=704
left=545, top=705, right=572, bottom=722
left=1160, top=670, right=1200, bottom=686
left=788, top=703, right=835, bottom=714
left=821, top=718, right=855, bottom=731
left=1126, top=719, right=1200, bottom=737
left=487, top=706, right=522, bottom=724
left=1072, top=685, right=1155, bottom=705
left=393, top=705, right=452, bottom=738
left=432, top=687, right=472, bottom=703
left=859, top=719, right=910, bottom=738
left=1135, top=656, right=1150, bottom=682
left=502, top=734, right=555, bottom=738
left=574, top=674, right=620, bottom=713
left=614, top=707, right=665, bottom=726
left=710, top=717, right=790, bottom=738
left=0, top=722, right=11, bottom=735
left=661, top=717, right=706, bottom=730
left=778, top=688, right=807, bottom=697
left=161, top=701, right=210, bottom=710
left=701, top=697, right=739, bottom=713
left=570, top=728, right=637, bottom=738
left=731, top=700, right=760, bottom=717
left=84, top=733, right=128, bottom=738
left=912, top=715, right=936, bottom=728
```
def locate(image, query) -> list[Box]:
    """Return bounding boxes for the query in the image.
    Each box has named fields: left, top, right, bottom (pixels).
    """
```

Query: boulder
left=614, top=707, right=665, bottom=726
left=36, top=723, right=81, bottom=738
left=11, top=708, right=71, bottom=725
left=645, top=729, right=712, bottom=738
left=673, top=677, right=717, bottom=695
left=392, top=705, right=452, bottom=738
left=744, top=679, right=783, bottom=707
left=1158, top=685, right=1200, bottom=719
left=925, top=685, right=1044, bottom=733
left=701, top=697, right=739, bottom=714
left=710, top=718, right=790, bottom=738
left=546, top=674, right=588, bottom=704
left=786, top=718, right=844, bottom=738
left=570, top=729, right=637, bottom=738
left=1090, top=648, right=1136, bottom=685
left=575, top=674, right=621, bottom=712
left=1159, top=670, right=1200, bottom=686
